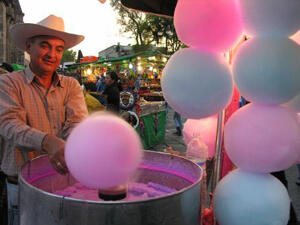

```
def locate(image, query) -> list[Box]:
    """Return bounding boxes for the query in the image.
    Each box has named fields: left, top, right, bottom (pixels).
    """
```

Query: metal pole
left=211, top=110, right=225, bottom=225
left=211, top=110, right=225, bottom=191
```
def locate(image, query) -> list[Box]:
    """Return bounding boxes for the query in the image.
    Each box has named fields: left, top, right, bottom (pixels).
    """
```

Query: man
left=0, top=15, right=88, bottom=225
left=0, top=65, right=9, bottom=225
left=96, top=75, right=106, bottom=94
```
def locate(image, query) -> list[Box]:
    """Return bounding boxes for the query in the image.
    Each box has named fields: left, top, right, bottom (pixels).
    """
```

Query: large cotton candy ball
left=239, top=0, right=300, bottom=37
left=224, top=104, right=300, bottom=173
left=284, top=93, right=300, bottom=113
left=174, top=0, right=242, bottom=52
left=161, top=48, right=233, bottom=119
left=65, top=113, right=142, bottom=189
left=213, top=169, right=290, bottom=225
left=183, top=115, right=218, bottom=158
left=233, top=38, right=300, bottom=104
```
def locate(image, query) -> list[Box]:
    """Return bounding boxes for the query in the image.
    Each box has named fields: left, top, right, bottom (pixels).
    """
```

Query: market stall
left=66, top=50, right=169, bottom=149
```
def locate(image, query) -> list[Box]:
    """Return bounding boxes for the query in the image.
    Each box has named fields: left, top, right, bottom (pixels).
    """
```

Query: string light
left=137, top=65, right=143, bottom=73
left=87, top=68, right=92, bottom=75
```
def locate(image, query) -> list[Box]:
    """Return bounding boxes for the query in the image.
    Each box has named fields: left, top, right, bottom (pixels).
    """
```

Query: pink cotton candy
left=224, top=104, right=300, bottom=173
left=174, top=0, right=243, bottom=52
left=183, top=115, right=218, bottom=159
left=65, top=113, right=143, bottom=189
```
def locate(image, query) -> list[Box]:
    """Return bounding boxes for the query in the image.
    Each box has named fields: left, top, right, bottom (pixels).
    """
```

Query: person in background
left=103, top=71, right=120, bottom=114
left=93, top=75, right=107, bottom=105
left=173, top=111, right=183, bottom=136
left=0, top=15, right=88, bottom=225
left=135, top=74, right=141, bottom=93
left=96, top=75, right=106, bottom=93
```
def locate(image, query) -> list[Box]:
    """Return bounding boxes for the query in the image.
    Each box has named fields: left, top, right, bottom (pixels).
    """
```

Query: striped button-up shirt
left=0, top=67, right=88, bottom=176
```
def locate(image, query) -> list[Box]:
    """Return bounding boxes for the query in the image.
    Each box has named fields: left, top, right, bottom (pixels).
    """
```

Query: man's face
left=26, top=36, right=65, bottom=75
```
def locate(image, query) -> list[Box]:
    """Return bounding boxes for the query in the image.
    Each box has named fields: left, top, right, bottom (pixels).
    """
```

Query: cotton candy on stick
left=174, top=0, right=242, bottom=52
left=213, top=169, right=290, bottom=225
left=239, top=0, right=300, bottom=37
left=161, top=48, right=233, bottom=119
left=233, top=38, right=300, bottom=104
left=224, top=104, right=300, bottom=173
left=65, top=113, right=143, bottom=189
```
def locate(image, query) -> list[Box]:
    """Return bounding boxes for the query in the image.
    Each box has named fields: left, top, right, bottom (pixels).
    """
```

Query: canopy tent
left=66, top=50, right=168, bottom=70
left=120, top=0, right=177, bottom=17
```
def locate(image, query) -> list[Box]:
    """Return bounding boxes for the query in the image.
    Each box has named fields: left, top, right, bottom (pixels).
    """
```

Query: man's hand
left=42, top=134, right=69, bottom=174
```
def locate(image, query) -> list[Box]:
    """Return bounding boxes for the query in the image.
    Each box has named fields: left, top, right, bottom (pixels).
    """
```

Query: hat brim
left=9, top=23, right=84, bottom=51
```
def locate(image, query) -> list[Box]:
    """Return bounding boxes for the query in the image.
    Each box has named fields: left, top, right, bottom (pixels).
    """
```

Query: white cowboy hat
left=9, top=15, right=84, bottom=51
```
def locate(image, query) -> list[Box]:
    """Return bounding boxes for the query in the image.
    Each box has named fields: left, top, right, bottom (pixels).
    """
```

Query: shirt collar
left=24, top=66, right=64, bottom=88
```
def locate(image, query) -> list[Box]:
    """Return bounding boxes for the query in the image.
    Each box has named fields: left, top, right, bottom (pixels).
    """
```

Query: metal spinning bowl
left=19, top=151, right=202, bottom=225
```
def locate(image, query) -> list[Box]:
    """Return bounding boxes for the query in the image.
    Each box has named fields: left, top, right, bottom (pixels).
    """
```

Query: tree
left=110, top=0, right=148, bottom=46
left=110, top=0, right=183, bottom=54
left=61, top=49, right=77, bottom=65
left=144, top=15, right=183, bottom=54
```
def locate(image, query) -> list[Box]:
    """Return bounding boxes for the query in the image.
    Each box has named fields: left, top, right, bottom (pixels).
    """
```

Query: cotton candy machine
left=19, top=151, right=202, bottom=225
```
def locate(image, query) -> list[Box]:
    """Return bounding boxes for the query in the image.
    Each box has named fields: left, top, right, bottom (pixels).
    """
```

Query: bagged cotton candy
left=224, top=104, right=300, bottom=173
left=239, top=0, right=300, bottom=37
left=233, top=38, right=300, bottom=104
left=213, top=169, right=290, bottom=225
left=183, top=115, right=218, bottom=158
left=162, top=48, right=233, bottom=119
left=186, top=137, right=208, bottom=163
left=174, top=0, right=242, bottom=52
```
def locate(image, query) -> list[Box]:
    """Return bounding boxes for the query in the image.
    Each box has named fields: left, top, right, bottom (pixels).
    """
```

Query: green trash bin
left=136, top=110, right=167, bottom=149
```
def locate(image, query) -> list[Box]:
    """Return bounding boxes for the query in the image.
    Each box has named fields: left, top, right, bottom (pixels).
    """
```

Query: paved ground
left=150, top=108, right=300, bottom=221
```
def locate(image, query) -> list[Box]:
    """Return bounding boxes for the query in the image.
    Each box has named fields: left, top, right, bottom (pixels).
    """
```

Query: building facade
left=98, top=43, right=133, bottom=59
left=0, top=0, right=24, bottom=65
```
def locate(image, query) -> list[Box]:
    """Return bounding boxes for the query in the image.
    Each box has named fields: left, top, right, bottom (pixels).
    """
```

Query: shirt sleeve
left=60, top=78, right=88, bottom=140
left=0, top=75, right=46, bottom=150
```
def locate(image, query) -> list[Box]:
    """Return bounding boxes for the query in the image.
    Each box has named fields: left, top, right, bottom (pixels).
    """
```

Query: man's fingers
left=57, top=153, right=69, bottom=173
left=50, top=159, right=68, bottom=174
left=59, top=160, right=69, bottom=174
left=56, top=161, right=68, bottom=174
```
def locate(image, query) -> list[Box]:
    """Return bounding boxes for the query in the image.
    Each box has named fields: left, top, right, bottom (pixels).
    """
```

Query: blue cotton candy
left=213, top=169, right=290, bottom=225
